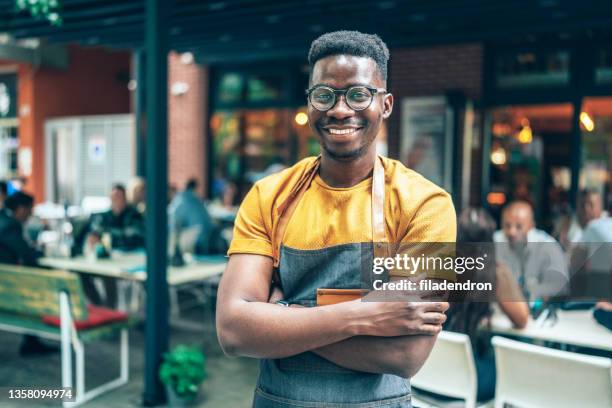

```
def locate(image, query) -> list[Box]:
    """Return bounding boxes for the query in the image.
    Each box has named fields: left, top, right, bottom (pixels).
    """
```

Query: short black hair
left=5, top=191, right=34, bottom=211
left=112, top=183, right=126, bottom=194
left=186, top=178, right=198, bottom=190
left=308, top=30, right=390, bottom=82
left=0, top=180, right=7, bottom=196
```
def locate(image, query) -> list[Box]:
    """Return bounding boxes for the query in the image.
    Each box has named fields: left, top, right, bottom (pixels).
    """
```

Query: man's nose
left=326, top=95, right=355, bottom=120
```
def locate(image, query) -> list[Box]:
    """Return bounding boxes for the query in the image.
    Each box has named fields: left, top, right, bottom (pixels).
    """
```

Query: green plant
left=15, top=0, right=63, bottom=26
left=159, top=345, right=206, bottom=400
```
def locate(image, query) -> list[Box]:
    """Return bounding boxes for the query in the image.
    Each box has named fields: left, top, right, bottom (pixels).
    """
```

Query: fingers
left=409, top=301, right=449, bottom=313
left=416, top=324, right=443, bottom=335
left=421, top=312, right=447, bottom=325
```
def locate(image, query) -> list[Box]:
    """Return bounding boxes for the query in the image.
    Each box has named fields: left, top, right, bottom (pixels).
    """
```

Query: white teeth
left=328, top=128, right=358, bottom=135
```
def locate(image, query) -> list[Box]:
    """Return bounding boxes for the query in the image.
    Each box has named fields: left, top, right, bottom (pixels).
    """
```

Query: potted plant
left=159, top=345, right=206, bottom=406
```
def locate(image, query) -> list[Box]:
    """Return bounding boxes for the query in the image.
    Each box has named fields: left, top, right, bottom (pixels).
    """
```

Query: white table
left=40, top=253, right=226, bottom=324
left=40, top=253, right=226, bottom=285
left=491, top=308, right=612, bottom=352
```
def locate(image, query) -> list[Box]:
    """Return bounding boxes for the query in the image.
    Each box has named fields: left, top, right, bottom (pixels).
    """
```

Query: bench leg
left=59, top=292, right=130, bottom=407
left=60, top=292, right=74, bottom=408
left=68, top=329, right=130, bottom=407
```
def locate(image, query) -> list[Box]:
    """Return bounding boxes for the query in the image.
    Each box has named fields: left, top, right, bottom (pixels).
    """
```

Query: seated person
left=445, top=208, right=529, bottom=402
left=87, top=183, right=145, bottom=251
left=168, top=178, right=217, bottom=254
left=82, top=184, right=144, bottom=307
left=556, top=189, right=606, bottom=250
left=0, top=191, right=57, bottom=355
left=493, top=200, right=569, bottom=302
left=0, top=191, right=41, bottom=266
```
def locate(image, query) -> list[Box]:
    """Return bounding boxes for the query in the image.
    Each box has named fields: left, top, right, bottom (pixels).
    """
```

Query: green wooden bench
left=0, top=263, right=130, bottom=407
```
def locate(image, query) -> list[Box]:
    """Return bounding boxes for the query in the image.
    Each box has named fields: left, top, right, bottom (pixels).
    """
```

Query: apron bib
left=253, top=156, right=411, bottom=408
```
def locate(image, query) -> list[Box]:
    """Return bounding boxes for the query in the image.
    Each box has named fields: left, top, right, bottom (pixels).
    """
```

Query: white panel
left=81, top=122, right=108, bottom=198
left=109, top=119, right=134, bottom=187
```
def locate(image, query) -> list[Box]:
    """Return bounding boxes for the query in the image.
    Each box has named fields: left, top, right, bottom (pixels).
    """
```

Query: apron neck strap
left=272, top=155, right=386, bottom=268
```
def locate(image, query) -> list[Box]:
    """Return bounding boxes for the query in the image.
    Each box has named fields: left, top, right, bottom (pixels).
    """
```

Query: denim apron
left=253, top=157, right=411, bottom=408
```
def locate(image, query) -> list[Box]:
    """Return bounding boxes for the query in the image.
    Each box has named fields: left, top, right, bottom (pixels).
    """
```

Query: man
left=87, top=183, right=145, bottom=250
left=494, top=200, right=569, bottom=301
left=83, top=184, right=144, bottom=306
left=557, top=189, right=605, bottom=249
left=0, top=191, right=40, bottom=266
left=168, top=178, right=215, bottom=254
left=0, top=191, right=57, bottom=355
left=216, top=31, right=455, bottom=407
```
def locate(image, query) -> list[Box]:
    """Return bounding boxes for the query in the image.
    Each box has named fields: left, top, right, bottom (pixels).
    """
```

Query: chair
left=492, top=336, right=612, bottom=408
left=411, top=331, right=492, bottom=408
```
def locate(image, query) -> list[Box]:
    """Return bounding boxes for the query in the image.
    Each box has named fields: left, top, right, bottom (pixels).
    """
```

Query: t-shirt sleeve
left=227, top=184, right=273, bottom=257
left=394, top=191, right=457, bottom=280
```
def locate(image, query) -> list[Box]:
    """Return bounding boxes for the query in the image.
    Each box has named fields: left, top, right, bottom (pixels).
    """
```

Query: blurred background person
left=82, top=183, right=145, bottom=307
left=556, top=189, right=606, bottom=250
left=168, top=178, right=215, bottom=255
left=493, top=200, right=568, bottom=302
left=86, top=183, right=145, bottom=251
left=0, top=191, right=56, bottom=355
left=0, top=191, right=41, bottom=266
left=443, top=207, right=529, bottom=402
left=127, top=176, right=146, bottom=215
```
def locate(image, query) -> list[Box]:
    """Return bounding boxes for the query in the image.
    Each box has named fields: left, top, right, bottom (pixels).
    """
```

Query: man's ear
left=382, top=93, right=394, bottom=120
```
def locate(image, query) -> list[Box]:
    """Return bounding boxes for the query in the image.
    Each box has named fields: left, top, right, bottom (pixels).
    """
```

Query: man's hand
left=345, top=298, right=448, bottom=336
left=267, top=287, right=448, bottom=336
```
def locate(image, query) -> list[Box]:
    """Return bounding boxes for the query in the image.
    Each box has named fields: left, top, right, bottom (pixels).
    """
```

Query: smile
left=328, top=128, right=359, bottom=135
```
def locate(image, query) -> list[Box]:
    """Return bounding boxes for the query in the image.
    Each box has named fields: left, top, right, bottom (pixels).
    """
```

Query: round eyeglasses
left=305, top=85, right=387, bottom=112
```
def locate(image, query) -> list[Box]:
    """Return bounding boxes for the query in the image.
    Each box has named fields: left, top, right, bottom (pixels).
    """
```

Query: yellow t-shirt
left=228, top=156, right=457, bottom=261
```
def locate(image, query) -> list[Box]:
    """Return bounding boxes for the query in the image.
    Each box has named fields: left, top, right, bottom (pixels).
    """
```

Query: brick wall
left=167, top=52, right=208, bottom=197
left=387, top=43, right=484, bottom=206
left=17, top=45, right=131, bottom=201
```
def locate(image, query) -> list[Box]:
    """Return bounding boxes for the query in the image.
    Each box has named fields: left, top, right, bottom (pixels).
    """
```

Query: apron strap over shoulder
left=372, top=156, right=389, bottom=260
left=272, top=157, right=321, bottom=268
left=271, top=156, right=389, bottom=268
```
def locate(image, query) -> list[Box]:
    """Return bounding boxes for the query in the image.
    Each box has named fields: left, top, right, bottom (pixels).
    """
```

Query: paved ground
left=0, top=301, right=259, bottom=408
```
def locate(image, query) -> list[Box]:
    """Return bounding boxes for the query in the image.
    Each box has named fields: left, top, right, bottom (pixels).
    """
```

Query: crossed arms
left=216, top=254, right=449, bottom=378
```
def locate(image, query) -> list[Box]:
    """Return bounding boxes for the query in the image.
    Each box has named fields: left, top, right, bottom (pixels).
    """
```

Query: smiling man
left=216, top=31, right=456, bottom=407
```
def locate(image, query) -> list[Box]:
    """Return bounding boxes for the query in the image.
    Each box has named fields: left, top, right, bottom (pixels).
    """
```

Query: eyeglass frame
left=305, top=84, right=388, bottom=112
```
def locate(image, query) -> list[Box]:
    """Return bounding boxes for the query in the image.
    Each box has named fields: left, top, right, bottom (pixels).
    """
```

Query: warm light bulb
left=294, top=112, right=308, bottom=126
left=491, top=147, right=507, bottom=165
left=517, top=125, right=533, bottom=144
left=580, top=112, right=594, bottom=132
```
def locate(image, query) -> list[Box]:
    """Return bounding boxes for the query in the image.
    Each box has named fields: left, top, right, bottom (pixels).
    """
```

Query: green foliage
left=15, top=0, right=63, bottom=26
left=159, top=345, right=206, bottom=400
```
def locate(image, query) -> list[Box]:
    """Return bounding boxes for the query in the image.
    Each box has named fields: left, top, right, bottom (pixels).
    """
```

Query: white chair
left=411, top=331, right=492, bottom=408
left=492, top=336, right=612, bottom=408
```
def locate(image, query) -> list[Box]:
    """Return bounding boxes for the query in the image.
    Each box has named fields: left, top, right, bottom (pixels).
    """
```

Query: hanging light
left=580, top=112, right=595, bottom=132
left=294, top=112, right=308, bottom=126
left=491, top=145, right=507, bottom=166
left=517, top=118, right=533, bottom=144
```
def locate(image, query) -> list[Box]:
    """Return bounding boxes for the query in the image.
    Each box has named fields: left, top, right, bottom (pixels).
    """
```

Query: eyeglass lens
left=310, top=86, right=374, bottom=111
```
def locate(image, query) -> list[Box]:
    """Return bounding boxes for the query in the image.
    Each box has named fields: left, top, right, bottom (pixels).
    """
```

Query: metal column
left=143, top=0, right=169, bottom=405
left=133, top=50, right=147, bottom=178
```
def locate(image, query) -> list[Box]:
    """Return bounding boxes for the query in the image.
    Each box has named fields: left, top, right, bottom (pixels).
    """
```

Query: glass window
left=487, top=104, right=573, bottom=230
left=496, top=50, right=570, bottom=88
left=210, top=108, right=316, bottom=204
left=218, top=73, right=244, bottom=104
left=595, top=48, right=612, bottom=84
left=246, top=74, right=285, bottom=102
left=580, top=97, right=612, bottom=209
